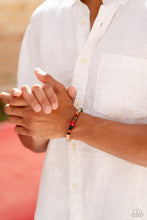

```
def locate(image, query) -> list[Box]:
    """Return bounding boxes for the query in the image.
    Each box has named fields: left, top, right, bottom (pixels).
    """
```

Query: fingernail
left=1, top=92, right=8, bottom=95
left=36, top=67, right=47, bottom=75
left=44, top=106, right=51, bottom=114
left=15, top=90, right=22, bottom=96
left=52, top=103, right=58, bottom=110
left=34, top=104, right=41, bottom=112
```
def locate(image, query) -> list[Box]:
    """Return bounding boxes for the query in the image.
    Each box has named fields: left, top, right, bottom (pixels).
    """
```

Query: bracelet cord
left=66, top=108, right=83, bottom=141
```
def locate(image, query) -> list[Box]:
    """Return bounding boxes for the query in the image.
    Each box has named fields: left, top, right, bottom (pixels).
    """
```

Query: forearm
left=18, top=134, right=49, bottom=153
left=72, top=112, right=147, bottom=167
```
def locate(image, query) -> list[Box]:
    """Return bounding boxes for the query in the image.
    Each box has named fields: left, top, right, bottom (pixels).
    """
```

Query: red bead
left=74, top=114, right=78, bottom=118
left=70, top=121, right=75, bottom=126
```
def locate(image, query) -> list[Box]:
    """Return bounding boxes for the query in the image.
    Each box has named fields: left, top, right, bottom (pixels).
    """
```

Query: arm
left=72, top=112, right=147, bottom=167
left=2, top=72, right=146, bottom=166
left=0, top=70, right=76, bottom=153
left=15, top=81, right=76, bottom=153
left=18, top=134, right=49, bottom=153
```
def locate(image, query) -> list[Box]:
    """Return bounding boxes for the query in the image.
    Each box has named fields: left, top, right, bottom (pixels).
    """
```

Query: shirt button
left=119, top=0, right=128, bottom=5
left=71, top=142, right=77, bottom=150
left=80, top=58, right=87, bottom=64
left=73, top=184, right=78, bottom=190
left=80, top=19, right=86, bottom=25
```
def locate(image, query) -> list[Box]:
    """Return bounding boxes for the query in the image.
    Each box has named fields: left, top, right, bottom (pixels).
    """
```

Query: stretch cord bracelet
left=66, top=108, right=83, bottom=141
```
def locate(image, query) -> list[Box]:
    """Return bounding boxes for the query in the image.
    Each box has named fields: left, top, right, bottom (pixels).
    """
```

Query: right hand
left=0, top=68, right=77, bottom=114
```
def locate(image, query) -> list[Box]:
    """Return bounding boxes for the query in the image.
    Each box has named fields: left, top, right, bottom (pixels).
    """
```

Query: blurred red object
left=0, top=122, right=45, bottom=220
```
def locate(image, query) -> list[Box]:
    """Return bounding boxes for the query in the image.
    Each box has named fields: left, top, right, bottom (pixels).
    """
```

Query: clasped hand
left=0, top=68, right=77, bottom=139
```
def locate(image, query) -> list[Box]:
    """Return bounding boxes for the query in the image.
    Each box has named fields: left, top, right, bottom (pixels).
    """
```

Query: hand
left=0, top=68, right=77, bottom=113
left=4, top=74, right=77, bottom=139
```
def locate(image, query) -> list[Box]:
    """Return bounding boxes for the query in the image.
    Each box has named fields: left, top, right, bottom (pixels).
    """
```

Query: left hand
left=4, top=73, right=77, bottom=139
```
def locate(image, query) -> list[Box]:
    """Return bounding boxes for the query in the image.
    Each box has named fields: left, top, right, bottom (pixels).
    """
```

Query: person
left=0, top=0, right=147, bottom=219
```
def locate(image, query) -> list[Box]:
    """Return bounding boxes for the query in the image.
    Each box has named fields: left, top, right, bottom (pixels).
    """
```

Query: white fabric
left=17, top=0, right=147, bottom=219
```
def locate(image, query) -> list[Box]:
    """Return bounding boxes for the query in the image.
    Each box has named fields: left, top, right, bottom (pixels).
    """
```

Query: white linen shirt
left=17, top=0, right=147, bottom=219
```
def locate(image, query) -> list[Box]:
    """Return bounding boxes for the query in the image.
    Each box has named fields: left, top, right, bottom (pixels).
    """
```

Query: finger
left=43, top=83, right=58, bottom=110
left=4, top=105, right=33, bottom=118
left=5, top=104, right=24, bottom=117
left=15, top=125, right=31, bottom=136
left=67, top=86, right=77, bottom=103
left=10, top=88, right=22, bottom=97
left=21, top=85, right=41, bottom=113
left=32, top=84, right=52, bottom=114
left=8, top=115, right=26, bottom=127
left=34, top=68, right=64, bottom=91
left=0, top=92, right=28, bottom=106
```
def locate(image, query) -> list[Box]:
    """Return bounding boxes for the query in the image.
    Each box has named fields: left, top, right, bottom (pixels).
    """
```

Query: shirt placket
left=68, top=140, right=83, bottom=220
left=68, top=1, right=121, bottom=220
left=73, top=1, right=121, bottom=108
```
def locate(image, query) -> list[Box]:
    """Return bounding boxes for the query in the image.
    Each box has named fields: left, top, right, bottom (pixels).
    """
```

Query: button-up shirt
left=18, top=0, right=147, bottom=219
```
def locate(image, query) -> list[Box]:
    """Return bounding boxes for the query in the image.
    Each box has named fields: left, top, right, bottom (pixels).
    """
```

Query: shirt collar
left=71, top=0, right=128, bottom=6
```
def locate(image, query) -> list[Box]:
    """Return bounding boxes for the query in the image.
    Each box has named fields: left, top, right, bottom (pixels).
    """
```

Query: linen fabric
left=17, top=0, right=147, bottom=219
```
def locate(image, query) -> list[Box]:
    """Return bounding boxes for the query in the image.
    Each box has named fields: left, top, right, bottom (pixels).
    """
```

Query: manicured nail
left=15, top=90, right=22, bottom=97
left=1, top=92, right=8, bottom=95
left=34, top=104, right=41, bottom=112
left=44, top=106, right=51, bottom=114
left=52, top=103, right=58, bottom=110
left=36, top=67, right=47, bottom=75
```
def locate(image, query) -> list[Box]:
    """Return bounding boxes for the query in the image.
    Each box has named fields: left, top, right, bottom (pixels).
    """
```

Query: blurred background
left=0, top=0, right=44, bottom=92
left=0, top=1, right=45, bottom=220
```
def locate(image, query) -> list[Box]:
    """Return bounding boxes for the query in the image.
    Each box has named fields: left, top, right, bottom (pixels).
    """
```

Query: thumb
left=67, top=86, right=77, bottom=103
left=35, top=67, right=60, bottom=88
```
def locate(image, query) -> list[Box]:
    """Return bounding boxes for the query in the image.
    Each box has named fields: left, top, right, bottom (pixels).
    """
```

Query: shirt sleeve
left=17, top=9, right=43, bottom=88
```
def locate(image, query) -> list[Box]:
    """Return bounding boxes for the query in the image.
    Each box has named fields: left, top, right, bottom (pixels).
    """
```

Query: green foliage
left=0, top=100, right=9, bottom=122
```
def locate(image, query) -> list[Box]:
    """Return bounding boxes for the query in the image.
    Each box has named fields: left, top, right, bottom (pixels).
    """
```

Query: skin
left=0, top=0, right=147, bottom=166
left=0, top=69, right=77, bottom=153
left=1, top=70, right=147, bottom=167
left=82, top=0, right=103, bottom=29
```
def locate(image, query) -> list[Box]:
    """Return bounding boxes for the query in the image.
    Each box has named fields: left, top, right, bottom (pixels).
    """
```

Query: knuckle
left=28, top=96, right=37, bottom=105
left=43, top=83, right=52, bottom=90
left=45, top=74, right=51, bottom=81
left=21, top=85, right=28, bottom=92
left=31, top=84, right=41, bottom=91
left=38, top=95, right=49, bottom=106
left=41, top=99, right=49, bottom=107
left=15, top=125, right=28, bottom=136
left=43, top=84, right=57, bottom=102
left=50, top=95, right=56, bottom=104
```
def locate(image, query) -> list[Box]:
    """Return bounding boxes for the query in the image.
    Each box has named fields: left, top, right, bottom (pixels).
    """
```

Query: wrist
left=69, top=111, right=87, bottom=141
left=60, top=104, right=77, bottom=139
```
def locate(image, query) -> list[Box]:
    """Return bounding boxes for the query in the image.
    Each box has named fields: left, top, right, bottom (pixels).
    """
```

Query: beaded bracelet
left=66, top=108, right=83, bottom=141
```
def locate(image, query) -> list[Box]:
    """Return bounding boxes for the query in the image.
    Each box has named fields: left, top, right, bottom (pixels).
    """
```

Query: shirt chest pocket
left=93, top=54, right=147, bottom=120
